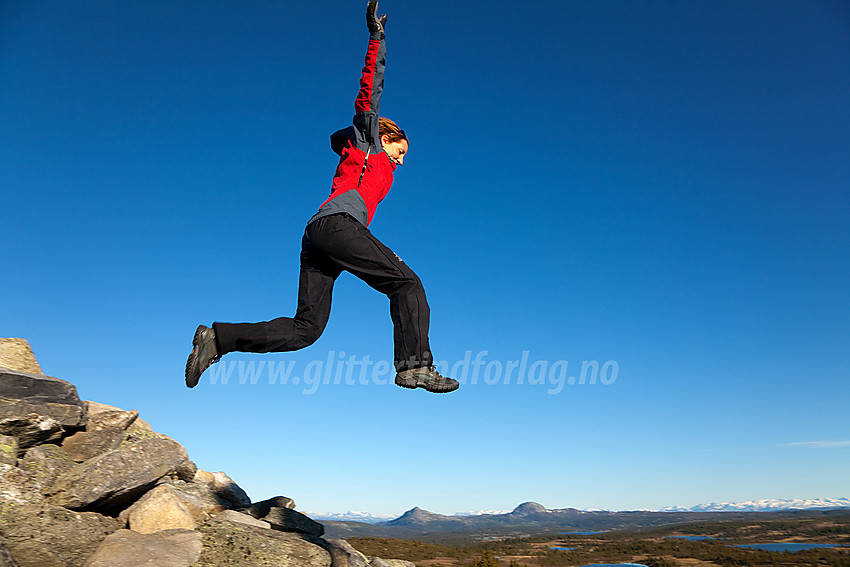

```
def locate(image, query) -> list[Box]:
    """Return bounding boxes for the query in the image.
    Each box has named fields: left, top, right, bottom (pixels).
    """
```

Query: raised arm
left=352, top=1, right=387, bottom=150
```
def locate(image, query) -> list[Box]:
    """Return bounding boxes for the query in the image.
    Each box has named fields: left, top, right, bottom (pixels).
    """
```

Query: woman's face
left=381, top=137, right=408, bottom=166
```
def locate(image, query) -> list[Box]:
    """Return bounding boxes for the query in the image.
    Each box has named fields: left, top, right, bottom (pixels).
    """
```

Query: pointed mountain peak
left=389, top=506, right=444, bottom=525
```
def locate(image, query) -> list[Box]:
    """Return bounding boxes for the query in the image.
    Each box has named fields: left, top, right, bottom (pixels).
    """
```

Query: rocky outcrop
left=0, top=338, right=42, bottom=374
left=0, top=341, right=415, bottom=567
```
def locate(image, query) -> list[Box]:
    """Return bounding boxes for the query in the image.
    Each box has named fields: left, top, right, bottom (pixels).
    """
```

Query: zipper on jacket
left=357, top=148, right=370, bottom=187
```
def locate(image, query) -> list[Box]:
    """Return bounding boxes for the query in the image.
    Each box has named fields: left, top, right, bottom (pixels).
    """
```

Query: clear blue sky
left=2, top=0, right=848, bottom=516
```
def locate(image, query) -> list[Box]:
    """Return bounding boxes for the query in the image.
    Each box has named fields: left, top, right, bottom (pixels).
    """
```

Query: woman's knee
left=294, top=320, right=325, bottom=349
left=390, top=274, right=428, bottom=303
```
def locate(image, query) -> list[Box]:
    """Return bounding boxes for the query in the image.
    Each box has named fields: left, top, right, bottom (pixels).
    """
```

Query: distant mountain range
left=662, top=497, right=850, bottom=513
left=314, top=499, right=850, bottom=540
left=309, top=497, right=850, bottom=523
left=306, top=511, right=398, bottom=523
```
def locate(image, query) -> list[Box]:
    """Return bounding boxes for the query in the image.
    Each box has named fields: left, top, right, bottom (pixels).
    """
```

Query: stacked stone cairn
left=0, top=339, right=415, bottom=567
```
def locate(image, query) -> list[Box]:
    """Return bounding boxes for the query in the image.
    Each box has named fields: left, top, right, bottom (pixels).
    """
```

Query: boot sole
left=394, top=374, right=459, bottom=393
left=395, top=375, right=418, bottom=390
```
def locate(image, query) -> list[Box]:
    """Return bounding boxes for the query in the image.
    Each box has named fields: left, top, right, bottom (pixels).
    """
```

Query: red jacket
left=309, top=33, right=395, bottom=227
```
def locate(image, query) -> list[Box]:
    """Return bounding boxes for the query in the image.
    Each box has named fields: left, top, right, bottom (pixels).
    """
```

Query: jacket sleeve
left=351, top=34, right=386, bottom=151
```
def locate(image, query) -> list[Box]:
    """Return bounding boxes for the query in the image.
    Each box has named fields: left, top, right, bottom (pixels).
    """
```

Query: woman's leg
left=308, top=214, right=433, bottom=372
left=213, top=227, right=342, bottom=355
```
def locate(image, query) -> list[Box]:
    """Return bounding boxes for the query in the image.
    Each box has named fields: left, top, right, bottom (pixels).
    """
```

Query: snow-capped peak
left=662, top=497, right=850, bottom=513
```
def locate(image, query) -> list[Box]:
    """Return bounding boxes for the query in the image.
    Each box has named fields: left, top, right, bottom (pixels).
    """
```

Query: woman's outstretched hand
left=367, top=0, right=387, bottom=37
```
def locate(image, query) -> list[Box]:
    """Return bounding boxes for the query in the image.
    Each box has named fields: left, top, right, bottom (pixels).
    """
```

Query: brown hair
left=379, top=117, right=408, bottom=144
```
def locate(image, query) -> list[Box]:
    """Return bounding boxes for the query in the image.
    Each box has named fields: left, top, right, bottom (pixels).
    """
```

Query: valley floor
left=350, top=513, right=850, bottom=566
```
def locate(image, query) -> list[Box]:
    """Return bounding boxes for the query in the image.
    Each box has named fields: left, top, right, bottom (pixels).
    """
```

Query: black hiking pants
left=213, top=213, right=433, bottom=372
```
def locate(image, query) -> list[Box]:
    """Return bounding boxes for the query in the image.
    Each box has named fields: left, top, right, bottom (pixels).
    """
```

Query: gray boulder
left=46, top=437, right=189, bottom=511
left=0, top=502, right=118, bottom=567
left=173, top=459, right=198, bottom=482
left=122, top=484, right=204, bottom=533
left=84, top=529, right=201, bottom=567
left=325, top=539, right=370, bottom=567
left=0, top=463, right=43, bottom=507
left=86, top=409, right=138, bottom=432
left=241, top=495, right=297, bottom=518
left=0, top=413, right=63, bottom=450
left=0, top=367, right=86, bottom=429
left=0, top=401, right=82, bottom=432
left=18, top=444, right=76, bottom=492
left=61, top=427, right=126, bottom=462
left=120, top=481, right=229, bottom=533
left=214, top=509, right=272, bottom=529
left=168, top=478, right=230, bottom=511
left=240, top=496, right=323, bottom=536
left=84, top=400, right=128, bottom=417
left=0, top=367, right=79, bottom=404
left=84, top=401, right=154, bottom=435
left=263, top=507, right=325, bottom=537
left=194, top=517, right=332, bottom=566
left=193, top=469, right=251, bottom=508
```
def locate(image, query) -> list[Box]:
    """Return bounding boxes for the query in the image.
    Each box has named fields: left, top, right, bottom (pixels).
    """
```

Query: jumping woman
left=185, top=1, right=459, bottom=393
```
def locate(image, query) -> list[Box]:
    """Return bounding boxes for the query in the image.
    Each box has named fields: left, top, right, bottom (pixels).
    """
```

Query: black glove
left=366, top=0, right=387, bottom=38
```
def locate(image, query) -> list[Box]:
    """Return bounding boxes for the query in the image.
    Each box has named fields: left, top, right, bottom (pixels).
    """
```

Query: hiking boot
left=185, top=325, right=221, bottom=388
left=395, top=366, right=459, bottom=393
